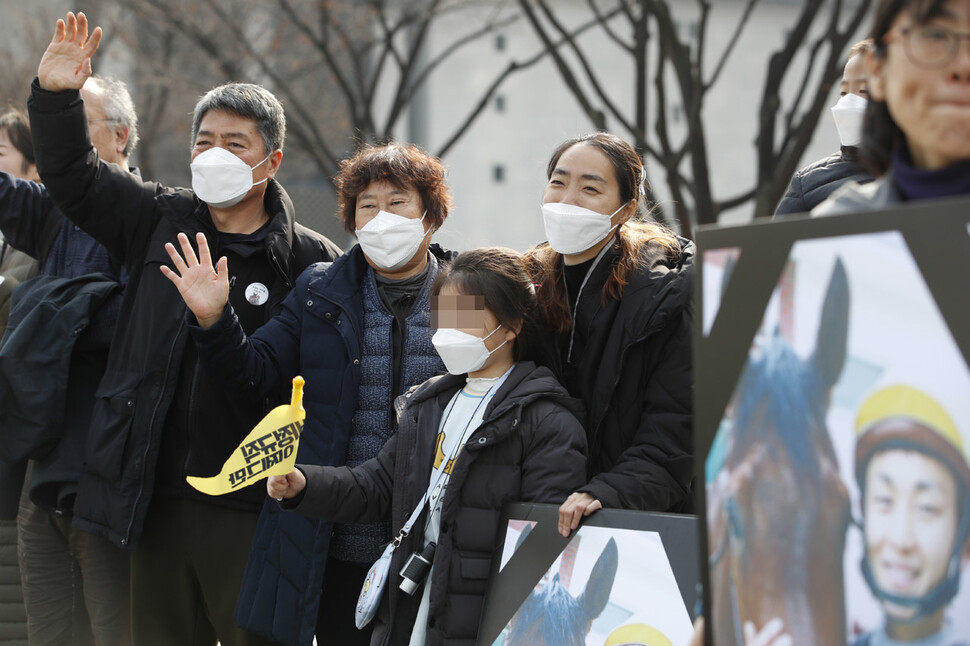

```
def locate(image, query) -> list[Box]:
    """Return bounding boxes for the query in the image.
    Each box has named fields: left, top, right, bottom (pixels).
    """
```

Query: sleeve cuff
left=279, top=466, right=309, bottom=510
left=29, top=78, right=82, bottom=111
left=185, top=303, right=235, bottom=335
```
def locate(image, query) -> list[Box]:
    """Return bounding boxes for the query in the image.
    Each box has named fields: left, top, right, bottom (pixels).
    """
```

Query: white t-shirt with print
left=408, top=370, right=511, bottom=646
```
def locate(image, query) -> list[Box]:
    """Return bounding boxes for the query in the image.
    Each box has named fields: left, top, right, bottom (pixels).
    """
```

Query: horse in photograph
left=506, top=537, right=619, bottom=645
left=707, top=259, right=852, bottom=646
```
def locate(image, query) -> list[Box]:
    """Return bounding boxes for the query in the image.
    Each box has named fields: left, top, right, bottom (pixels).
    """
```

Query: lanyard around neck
left=391, top=384, right=493, bottom=548
left=565, top=237, right=615, bottom=364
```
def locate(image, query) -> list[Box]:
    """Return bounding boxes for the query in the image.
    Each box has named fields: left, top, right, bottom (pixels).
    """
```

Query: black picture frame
left=694, top=199, right=970, bottom=646
left=477, top=502, right=699, bottom=646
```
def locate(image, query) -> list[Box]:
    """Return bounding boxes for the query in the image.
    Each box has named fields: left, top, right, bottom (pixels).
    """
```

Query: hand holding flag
left=187, top=376, right=306, bottom=496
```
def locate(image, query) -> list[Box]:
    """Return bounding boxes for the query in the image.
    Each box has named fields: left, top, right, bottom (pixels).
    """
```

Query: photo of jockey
left=852, top=385, right=970, bottom=646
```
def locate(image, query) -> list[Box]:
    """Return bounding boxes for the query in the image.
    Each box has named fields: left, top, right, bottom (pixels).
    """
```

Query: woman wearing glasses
left=816, top=0, right=970, bottom=215
left=795, top=4, right=970, bottom=644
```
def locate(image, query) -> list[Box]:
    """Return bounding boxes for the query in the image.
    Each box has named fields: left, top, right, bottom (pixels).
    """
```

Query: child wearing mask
left=267, top=247, right=588, bottom=645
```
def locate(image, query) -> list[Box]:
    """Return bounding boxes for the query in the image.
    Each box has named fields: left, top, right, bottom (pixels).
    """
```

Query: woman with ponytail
left=526, top=133, right=695, bottom=535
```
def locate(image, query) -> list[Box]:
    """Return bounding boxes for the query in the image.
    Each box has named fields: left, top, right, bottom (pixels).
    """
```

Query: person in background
left=0, top=108, right=41, bottom=646
left=816, top=0, right=970, bottom=214
left=264, top=247, right=587, bottom=645
left=0, top=75, right=136, bottom=645
left=28, top=12, right=341, bottom=645
left=775, top=39, right=876, bottom=216
left=0, top=111, right=39, bottom=328
left=524, top=132, right=694, bottom=537
left=162, top=142, right=454, bottom=646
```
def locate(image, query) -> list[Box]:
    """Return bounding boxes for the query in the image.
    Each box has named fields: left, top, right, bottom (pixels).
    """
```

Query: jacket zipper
left=392, top=316, right=405, bottom=419
left=380, top=397, right=520, bottom=644
left=320, top=290, right=360, bottom=357
left=124, top=317, right=185, bottom=546
left=180, top=358, right=202, bottom=493
left=122, top=234, right=290, bottom=546
left=267, top=244, right=292, bottom=290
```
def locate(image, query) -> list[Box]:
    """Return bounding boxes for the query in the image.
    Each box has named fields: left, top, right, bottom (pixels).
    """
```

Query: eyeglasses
left=885, top=24, right=970, bottom=68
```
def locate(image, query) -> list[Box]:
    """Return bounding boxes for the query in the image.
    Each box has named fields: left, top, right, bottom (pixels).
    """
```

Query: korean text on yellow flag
left=187, top=376, right=306, bottom=496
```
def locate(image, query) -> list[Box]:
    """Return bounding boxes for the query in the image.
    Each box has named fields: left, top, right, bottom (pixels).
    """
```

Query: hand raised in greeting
left=160, top=232, right=230, bottom=329
left=38, top=12, right=102, bottom=92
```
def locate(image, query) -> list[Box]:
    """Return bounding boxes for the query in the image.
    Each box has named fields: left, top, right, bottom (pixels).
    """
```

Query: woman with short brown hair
left=164, top=141, right=455, bottom=645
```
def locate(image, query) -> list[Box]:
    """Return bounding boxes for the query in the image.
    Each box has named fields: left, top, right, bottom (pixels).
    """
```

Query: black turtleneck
left=892, top=142, right=970, bottom=202
left=562, top=256, right=595, bottom=313
left=560, top=244, right=621, bottom=396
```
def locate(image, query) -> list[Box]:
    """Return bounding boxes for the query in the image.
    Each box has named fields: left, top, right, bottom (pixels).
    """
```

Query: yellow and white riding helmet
left=603, top=622, right=673, bottom=646
left=854, top=383, right=970, bottom=492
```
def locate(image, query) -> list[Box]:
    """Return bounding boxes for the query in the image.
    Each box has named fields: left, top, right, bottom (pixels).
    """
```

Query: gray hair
left=190, top=83, right=285, bottom=155
left=86, top=75, right=139, bottom=157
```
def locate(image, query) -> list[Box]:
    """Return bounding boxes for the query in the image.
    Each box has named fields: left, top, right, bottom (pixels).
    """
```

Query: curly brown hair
left=335, top=142, right=453, bottom=234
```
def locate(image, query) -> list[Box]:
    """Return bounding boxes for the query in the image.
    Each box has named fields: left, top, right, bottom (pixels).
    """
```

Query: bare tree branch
left=382, top=0, right=447, bottom=134
left=375, top=1, right=409, bottom=72
left=517, top=0, right=606, bottom=129
left=200, top=0, right=342, bottom=174
left=718, top=188, right=758, bottom=212
left=131, top=0, right=244, bottom=78
left=748, top=0, right=873, bottom=218
left=437, top=5, right=626, bottom=158
left=783, top=34, right=827, bottom=136
left=703, top=0, right=759, bottom=91
left=409, top=13, right=520, bottom=96
left=586, top=0, right=632, bottom=54
left=694, top=0, right=710, bottom=72
left=276, top=0, right=360, bottom=116
left=534, top=1, right=648, bottom=140
left=435, top=57, right=532, bottom=158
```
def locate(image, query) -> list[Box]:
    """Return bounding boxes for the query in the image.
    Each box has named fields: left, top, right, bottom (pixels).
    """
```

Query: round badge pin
left=245, top=282, right=269, bottom=306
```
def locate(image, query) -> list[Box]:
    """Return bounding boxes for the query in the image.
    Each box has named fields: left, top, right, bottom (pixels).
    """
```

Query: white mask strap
left=252, top=153, right=272, bottom=170
left=483, top=323, right=503, bottom=340
left=251, top=153, right=272, bottom=187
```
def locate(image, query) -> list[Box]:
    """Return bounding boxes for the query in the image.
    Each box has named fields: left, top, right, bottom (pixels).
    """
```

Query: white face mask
left=432, top=324, right=507, bottom=375
left=541, top=201, right=626, bottom=255
left=355, top=210, right=430, bottom=271
left=830, top=93, right=868, bottom=148
left=191, top=146, right=271, bottom=209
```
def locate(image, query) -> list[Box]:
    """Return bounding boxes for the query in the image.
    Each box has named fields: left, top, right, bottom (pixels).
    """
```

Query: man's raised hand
left=160, top=232, right=230, bottom=329
left=38, top=12, right=102, bottom=92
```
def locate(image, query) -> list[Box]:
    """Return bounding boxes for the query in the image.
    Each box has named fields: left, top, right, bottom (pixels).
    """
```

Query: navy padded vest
left=329, top=260, right=443, bottom=562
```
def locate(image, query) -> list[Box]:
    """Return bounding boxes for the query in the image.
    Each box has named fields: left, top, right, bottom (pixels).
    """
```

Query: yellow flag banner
left=187, top=376, right=306, bottom=496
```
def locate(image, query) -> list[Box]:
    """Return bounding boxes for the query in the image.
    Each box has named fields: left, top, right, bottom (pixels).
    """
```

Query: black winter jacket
left=27, top=81, right=342, bottom=550
left=285, top=362, right=587, bottom=646
left=556, top=236, right=695, bottom=512
left=0, top=274, right=119, bottom=467
left=774, top=147, right=874, bottom=216
left=0, top=170, right=131, bottom=516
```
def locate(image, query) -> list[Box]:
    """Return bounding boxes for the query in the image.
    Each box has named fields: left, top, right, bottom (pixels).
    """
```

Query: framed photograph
left=695, top=201, right=970, bottom=646
left=477, top=502, right=699, bottom=646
